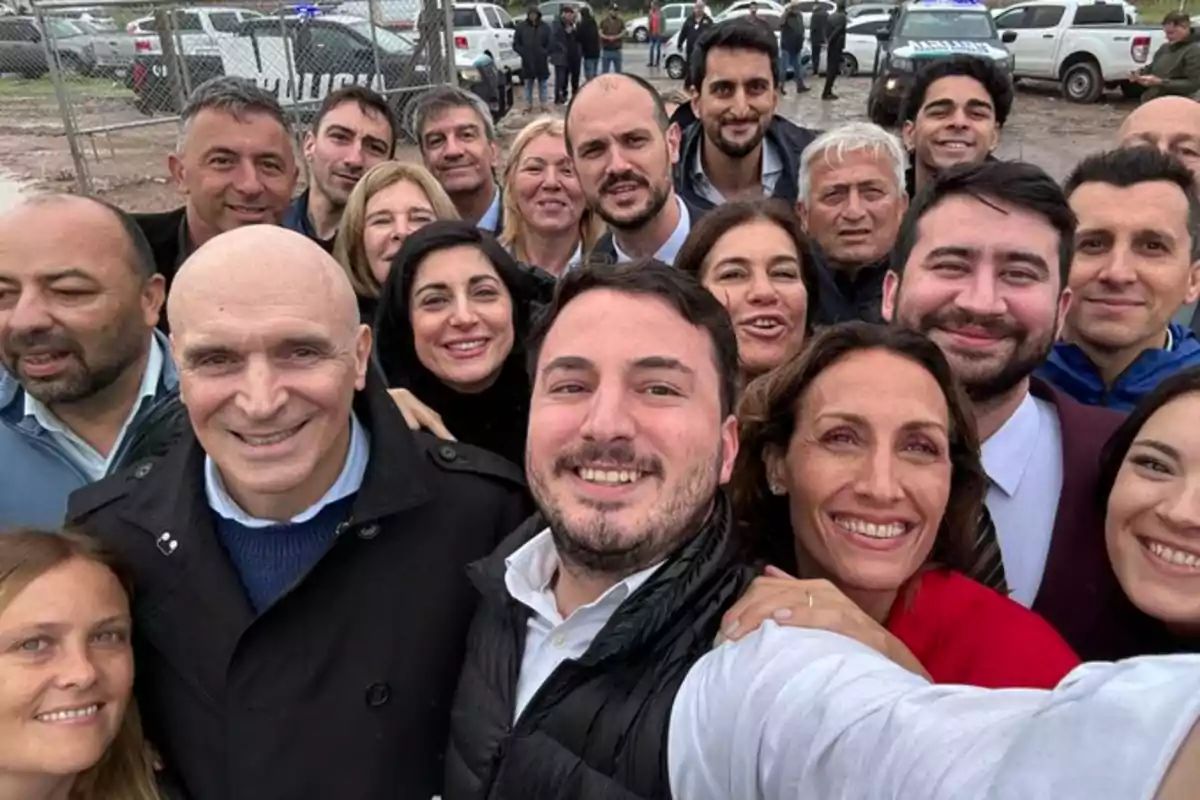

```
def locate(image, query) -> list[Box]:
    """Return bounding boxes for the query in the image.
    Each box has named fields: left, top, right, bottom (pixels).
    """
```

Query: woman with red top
left=725, top=322, right=1079, bottom=687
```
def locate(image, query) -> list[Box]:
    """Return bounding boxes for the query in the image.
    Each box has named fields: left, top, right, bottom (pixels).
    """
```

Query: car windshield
left=346, top=19, right=415, bottom=53
left=46, top=18, right=83, bottom=37
left=898, top=9, right=995, bottom=39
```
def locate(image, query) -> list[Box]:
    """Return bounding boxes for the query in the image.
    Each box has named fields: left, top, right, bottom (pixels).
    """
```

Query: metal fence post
left=279, top=9, right=301, bottom=127
left=367, top=0, right=386, bottom=93
left=33, top=2, right=92, bottom=195
left=441, top=0, right=457, bottom=85
left=155, top=8, right=187, bottom=112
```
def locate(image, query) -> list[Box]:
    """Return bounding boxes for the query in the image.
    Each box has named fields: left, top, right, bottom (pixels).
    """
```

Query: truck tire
left=1121, top=81, right=1145, bottom=100
left=1062, top=60, right=1103, bottom=104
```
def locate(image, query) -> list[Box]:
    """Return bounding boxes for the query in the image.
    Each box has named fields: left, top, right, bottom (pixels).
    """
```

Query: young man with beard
left=899, top=56, right=1013, bottom=197
left=0, top=195, right=172, bottom=529
left=675, top=21, right=819, bottom=211
left=1039, top=147, right=1200, bottom=411
left=881, top=160, right=1134, bottom=661
left=283, top=86, right=397, bottom=252
left=135, top=77, right=297, bottom=293
left=567, top=73, right=699, bottom=263
left=414, top=86, right=504, bottom=234
left=443, top=261, right=1200, bottom=800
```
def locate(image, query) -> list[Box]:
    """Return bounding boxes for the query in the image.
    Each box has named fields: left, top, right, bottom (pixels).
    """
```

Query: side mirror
left=1002, top=30, right=1017, bottom=42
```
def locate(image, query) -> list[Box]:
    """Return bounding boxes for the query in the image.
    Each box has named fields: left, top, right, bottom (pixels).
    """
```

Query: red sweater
left=886, top=569, right=1080, bottom=689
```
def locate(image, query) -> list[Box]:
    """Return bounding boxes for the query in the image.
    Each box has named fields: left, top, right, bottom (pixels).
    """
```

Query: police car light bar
left=291, top=3, right=322, bottom=17
left=911, top=0, right=984, bottom=6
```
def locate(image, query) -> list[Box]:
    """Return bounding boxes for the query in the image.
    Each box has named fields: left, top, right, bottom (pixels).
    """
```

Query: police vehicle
left=129, top=5, right=509, bottom=132
left=866, top=0, right=1015, bottom=126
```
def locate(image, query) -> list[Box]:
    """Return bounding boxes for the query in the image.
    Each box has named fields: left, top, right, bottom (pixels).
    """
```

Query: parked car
left=539, top=1, right=593, bottom=22
left=817, top=11, right=890, bottom=75
left=664, top=24, right=810, bottom=78
left=993, top=0, right=1163, bottom=102
left=714, top=0, right=784, bottom=21
left=867, top=0, right=1015, bottom=126
left=626, top=2, right=694, bottom=43
left=0, top=15, right=97, bottom=77
left=439, top=2, right=521, bottom=78
left=70, top=17, right=138, bottom=75
left=125, top=6, right=265, bottom=56
left=336, top=0, right=419, bottom=29
left=847, top=2, right=898, bottom=18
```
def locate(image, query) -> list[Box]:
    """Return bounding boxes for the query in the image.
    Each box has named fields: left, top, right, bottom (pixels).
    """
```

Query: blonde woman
left=0, top=529, right=160, bottom=800
left=498, top=116, right=604, bottom=277
left=333, top=161, right=459, bottom=321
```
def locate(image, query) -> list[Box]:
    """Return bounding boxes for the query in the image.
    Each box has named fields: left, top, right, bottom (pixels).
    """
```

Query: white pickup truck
left=125, top=6, right=265, bottom=57
left=993, top=0, right=1166, bottom=102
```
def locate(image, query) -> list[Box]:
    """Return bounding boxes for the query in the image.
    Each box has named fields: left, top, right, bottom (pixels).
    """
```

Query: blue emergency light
left=912, top=0, right=984, bottom=6
left=291, top=3, right=321, bottom=17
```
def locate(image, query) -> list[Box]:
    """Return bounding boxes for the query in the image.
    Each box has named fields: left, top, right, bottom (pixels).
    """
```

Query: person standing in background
left=1130, top=11, right=1200, bottom=102
left=809, top=1, right=828, bottom=77
left=822, top=1, right=847, bottom=99
left=677, top=1, right=714, bottom=72
left=551, top=4, right=583, bottom=104
left=600, top=3, right=627, bottom=73
left=579, top=5, right=602, bottom=81
left=515, top=4, right=552, bottom=114
left=648, top=0, right=664, bottom=68
left=780, top=1, right=808, bottom=95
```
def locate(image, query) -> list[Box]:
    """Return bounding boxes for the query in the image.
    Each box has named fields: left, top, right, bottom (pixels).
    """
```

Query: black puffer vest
left=443, top=493, right=755, bottom=800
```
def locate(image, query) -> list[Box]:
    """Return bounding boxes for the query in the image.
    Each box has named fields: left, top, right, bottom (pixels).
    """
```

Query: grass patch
left=0, top=75, right=132, bottom=99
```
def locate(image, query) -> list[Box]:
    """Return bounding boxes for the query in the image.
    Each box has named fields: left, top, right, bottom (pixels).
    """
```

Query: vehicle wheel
left=840, top=53, right=857, bottom=77
left=1120, top=81, right=1145, bottom=100
left=58, top=52, right=84, bottom=75
left=666, top=54, right=685, bottom=80
left=1062, top=60, right=1103, bottom=104
left=633, top=26, right=648, bottom=43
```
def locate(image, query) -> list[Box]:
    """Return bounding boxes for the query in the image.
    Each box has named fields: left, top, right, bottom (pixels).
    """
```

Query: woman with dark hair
left=725, top=322, right=1079, bottom=687
left=675, top=199, right=820, bottom=386
left=374, top=220, right=553, bottom=466
left=1097, top=367, right=1200, bottom=655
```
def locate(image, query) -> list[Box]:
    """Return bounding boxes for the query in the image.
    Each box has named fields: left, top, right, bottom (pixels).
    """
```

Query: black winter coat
left=676, top=13, right=713, bottom=62
left=514, top=17, right=552, bottom=80
left=809, top=7, right=829, bottom=43
left=780, top=6, right=805, bottom=52
left=578, top=10, right=601, bottom=58
left=443, top=493, right=756, bottom=799
left=67, top=368, right=531, bottom=800
left=673, top=115, right=821, bottom=212
left=550, top=18, right=582, bottom=66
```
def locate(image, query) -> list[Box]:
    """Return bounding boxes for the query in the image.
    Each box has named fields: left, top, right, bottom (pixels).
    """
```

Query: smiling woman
left=730, top=322, right=1080, bottom=687
left=0, top=530, right=159, bottom=800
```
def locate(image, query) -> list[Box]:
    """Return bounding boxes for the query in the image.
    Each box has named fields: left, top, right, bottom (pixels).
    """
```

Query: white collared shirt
left=504, top=528, right=664, bottom=721
left=612, top=195, right=692, bottom=266
left=204, top=413, right=370, bottom=527
left=980, top=390, right=1064, bottom=607
left=689, top=138, right=783, bottom=206
left=24, top=337, right=164, bottom=481
left=668, top=622, right=1200, bottom=800
left=477, top=184, right=503, bottom=235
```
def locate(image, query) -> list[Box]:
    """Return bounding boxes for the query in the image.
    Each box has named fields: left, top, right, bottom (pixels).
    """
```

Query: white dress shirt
left=613, top=195, right=692, bottom=266
left=504, top=528, right=663, bottom=720
left=204, top=413, right=370, bottom=526
left=477, top=184, right=503, bottom=235
left=689, top=137, right=783, bottom=206
left=24, top=337, right=164, bottom=481
left=669, top=621, right=1200, bottom=800
left=981, top=390, right=1064, bottom=607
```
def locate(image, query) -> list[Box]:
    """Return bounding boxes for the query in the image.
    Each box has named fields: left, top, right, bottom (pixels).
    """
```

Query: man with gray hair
left=134, top=76, right=298, bottom=294
left=796, top=121, right=908, bottom=324
left=413, top=85, right=504, bottom=233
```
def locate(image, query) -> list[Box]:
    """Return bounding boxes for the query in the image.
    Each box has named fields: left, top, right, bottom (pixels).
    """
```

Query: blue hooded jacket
left=1038, top=323, right=1200, bottom=412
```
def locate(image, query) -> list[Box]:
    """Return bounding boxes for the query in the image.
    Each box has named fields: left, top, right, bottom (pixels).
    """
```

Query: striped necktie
left=970, top=504, right=1009, bottom=595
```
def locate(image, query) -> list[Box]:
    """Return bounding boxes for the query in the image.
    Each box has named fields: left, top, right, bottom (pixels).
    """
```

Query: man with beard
left=414, top=86, right=504, bottom=234
left=283, top=86, right=397, bottom=253
left=567, top=73, right=700, bottom=262
left=675, top=21, right=819, bottom=212
left=881, top=160, right=1131, bottom=661
left=899, top=56, right=1013, bottom=197
left=0, top=194, right=172, bottom=529
left=134, top=77, right=297, bottom=294
left=443, top=261, right=1200, bottom=800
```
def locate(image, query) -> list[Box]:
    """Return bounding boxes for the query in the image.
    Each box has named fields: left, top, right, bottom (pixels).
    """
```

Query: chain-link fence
left=1, top=0, right=493, bottom=197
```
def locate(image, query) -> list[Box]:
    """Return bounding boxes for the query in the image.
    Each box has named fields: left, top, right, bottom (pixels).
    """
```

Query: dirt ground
left=0, top=46, right=1136, bottom=212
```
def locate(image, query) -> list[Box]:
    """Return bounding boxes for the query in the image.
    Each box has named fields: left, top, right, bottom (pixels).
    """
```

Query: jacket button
left=133, top=462, right=153, bottom=479
left=357, top=523, right=379, bottom=540
left=438, top=444, right=458, bottom=462
left=334, top=521, right=351, bottom=536
left=365, top=683, right=390, bottom=707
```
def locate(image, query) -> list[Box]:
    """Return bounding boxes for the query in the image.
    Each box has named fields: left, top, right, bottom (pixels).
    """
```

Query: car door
left=298, top=21, right=372, bottom=81
left=1016, top=3, right=1064, bottom=75
left=995, top=5, right=1050, bottom=77
left=664, top=4, right=686, bottom=37
left=845, top=17, right=887, bottom=75
left=491, top=5, right=518, bottom=68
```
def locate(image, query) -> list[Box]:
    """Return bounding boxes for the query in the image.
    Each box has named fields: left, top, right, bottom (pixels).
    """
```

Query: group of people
left=513, top=1, right=630, bottom=112
left=3, top=12, right=1200, bottom=800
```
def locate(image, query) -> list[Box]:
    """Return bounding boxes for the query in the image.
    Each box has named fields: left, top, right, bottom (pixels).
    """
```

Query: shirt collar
left=204, top=413, right=370, bottom=528
left=24, top=335, right=163, bottom=430
left=689, top=137, right=782, bottom=206
left=1166, top=326, right=1175, bottom=351
left=504, top=527, right=663, bottom=626
left=980, top=390, right=1041, bottom=498
left=613, top=195, right=691, bottom=265
left=477, top=184, right=503, bottom=234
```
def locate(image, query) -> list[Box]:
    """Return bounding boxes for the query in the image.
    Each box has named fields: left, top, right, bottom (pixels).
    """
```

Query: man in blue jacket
left=0, top=194, right=176, bottom=529
left=674, top=20, right=819, bottom=211
left=1040, top=147, right=1200, bottom=411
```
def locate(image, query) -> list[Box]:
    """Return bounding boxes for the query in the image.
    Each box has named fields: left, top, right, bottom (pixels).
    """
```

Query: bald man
left=0, top=194, right=173, bottom=529
left=1119, top=96, right=1200, bottom=333
left=68, top=226, right=530, bottom=800
left=566, top=73, right=701, bottom=263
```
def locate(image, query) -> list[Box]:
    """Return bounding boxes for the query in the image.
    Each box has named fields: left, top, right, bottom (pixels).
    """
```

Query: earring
left=768, top=482, right=786, bottom=496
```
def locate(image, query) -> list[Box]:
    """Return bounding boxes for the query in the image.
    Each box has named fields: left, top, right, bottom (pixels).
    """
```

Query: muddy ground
left=0, top=45, right=1136, bottom=212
